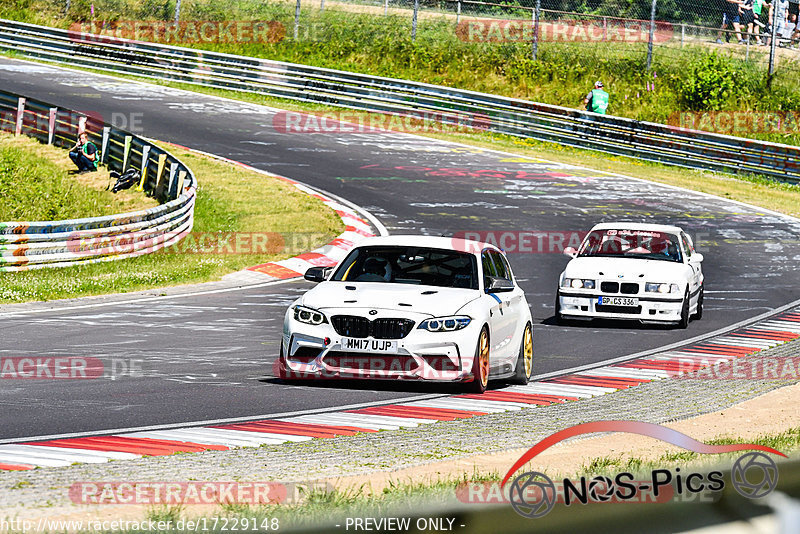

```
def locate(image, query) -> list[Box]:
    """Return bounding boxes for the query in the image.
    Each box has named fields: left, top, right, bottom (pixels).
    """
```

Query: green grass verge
left=0, top=142, right=344, bottom=303
left=121, top=426, right=800, bottom=532
left=0, top=132, right=157, bottom=220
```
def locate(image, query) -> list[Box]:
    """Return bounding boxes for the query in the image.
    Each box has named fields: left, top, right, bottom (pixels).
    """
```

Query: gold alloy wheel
left=523, top=325, right=533, bottom=378
left=478, top=329, right=490, bottom=387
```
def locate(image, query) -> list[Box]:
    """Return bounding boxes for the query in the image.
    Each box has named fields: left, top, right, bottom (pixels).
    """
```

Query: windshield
left=331, top=246, right=479, bottom=289
left=578, top=230, right=683, bottom=262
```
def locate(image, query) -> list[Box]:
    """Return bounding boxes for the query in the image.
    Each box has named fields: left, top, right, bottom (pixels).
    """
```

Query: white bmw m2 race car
left=556, top=223, right=704, bottom=328
left=279, top=236, right=534, bottom=393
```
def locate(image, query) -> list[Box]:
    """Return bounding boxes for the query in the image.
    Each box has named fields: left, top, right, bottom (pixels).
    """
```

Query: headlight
left=562, top=278, right=595, bottom=289
left=645, top=283, right=680, bottom=294
left=418, top=316, right=472, bottom=332
left=293, top=305, right=328, bottom=325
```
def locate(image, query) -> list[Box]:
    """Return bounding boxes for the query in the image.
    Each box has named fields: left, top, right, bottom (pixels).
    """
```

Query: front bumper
left=281, top=318, right=481, bottom=382
left=557, top=290, right=684, bottom=322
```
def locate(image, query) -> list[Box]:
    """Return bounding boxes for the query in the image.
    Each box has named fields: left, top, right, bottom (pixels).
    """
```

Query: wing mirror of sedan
left=304, top=266, right=331, bottom=283
left=563, top=246, right=578, bottom=258
left=689, top=253, right=704, bottom=264
left=486, top=276, right=515, bottom=293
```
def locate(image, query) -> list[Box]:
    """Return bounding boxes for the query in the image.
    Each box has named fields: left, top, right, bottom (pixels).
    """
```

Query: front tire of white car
left=693, top=287, right=704, bottom=320
left=677, top=289, right=691, bottom=329
left=509, top=323, right=533, bottom=385
left=466, top=326, right=490, bottom=394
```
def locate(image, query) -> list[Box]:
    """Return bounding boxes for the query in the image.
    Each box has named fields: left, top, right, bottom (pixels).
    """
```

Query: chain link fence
left=48, top=0, right=800, bottom=80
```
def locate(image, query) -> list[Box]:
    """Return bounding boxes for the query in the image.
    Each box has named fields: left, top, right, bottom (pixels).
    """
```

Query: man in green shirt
left=584, top=81, right=609, bottom=114
left=69, top=131, right=98, bottom=173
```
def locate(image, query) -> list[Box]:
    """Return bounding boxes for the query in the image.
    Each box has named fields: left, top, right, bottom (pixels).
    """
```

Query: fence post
left=603, top=16, right=607, bottom=41
left=321, top=0, right=325, bottom=11
left=680, top=23, right=685, bottom=47
left=64, top=0, right=70, bottom=14
left=173, top=0, right=181, bottom=22
left=137, top=145, right=151, bottom=192
left=646, top=0, right=656, bottom=70
left=101, top=126, right=110, bottom=163
left=384, top=0, right=388, bottom=16
left=532, top=1, right=540, bottom=61
left=412, top=0, right=419, bottom=41
left=15, top=97, right=25, bottom=136
left=47, top=107, right=57, bottom=144
left=456, top=0, right=461, bottom=25
left=768, top=0, right=780, bottom=86
left=294, top=0, right=301, bottom=40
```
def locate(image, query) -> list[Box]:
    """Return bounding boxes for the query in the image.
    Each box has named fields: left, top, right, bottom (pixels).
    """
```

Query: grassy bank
left=0, top=142, right=344, bottom=303
left=0, top=133, right=156, bottom=220
left=122, top=426, right=800, bottom=531
left=4, top=1, right=800, bottom=148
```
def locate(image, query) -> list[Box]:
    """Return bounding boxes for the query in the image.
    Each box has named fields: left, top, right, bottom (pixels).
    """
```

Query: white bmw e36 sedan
left=555, top=223, right=704, bottom=328
left=279, top=235, right=534, bottom=393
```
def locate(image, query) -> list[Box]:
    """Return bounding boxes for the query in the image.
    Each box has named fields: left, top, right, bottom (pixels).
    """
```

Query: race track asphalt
left=1, top=57, right=799, bottom=440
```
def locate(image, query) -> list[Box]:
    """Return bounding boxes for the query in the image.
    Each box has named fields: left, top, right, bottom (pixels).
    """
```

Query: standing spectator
left=583, top=81, right=609, bottom=115
left=741, top=0, right=755, bottom=43
left=783, top=12, right=797, bottom=44
left=751, top=0, right=764, bottom=44
left=718, top=0, right=744, bottom=44
left=69, top=131, right=98, bottom=173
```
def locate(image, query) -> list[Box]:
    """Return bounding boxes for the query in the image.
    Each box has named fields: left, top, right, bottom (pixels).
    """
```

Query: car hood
left=300, top=282, right=481, bottom=317
left=565, top=256, right=685, bottom=281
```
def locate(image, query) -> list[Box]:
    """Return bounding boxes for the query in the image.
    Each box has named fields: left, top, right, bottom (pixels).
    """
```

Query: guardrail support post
left=15, top=98, right=25, bottom=136
left=47, top=107, right=57, bottom=144
left=122, top=135, right=132, bottom=171
left=155, top=153, right=167, bottom=198
left=101, top=126, right=110, bottom=164
left=137, top=145, right=151, bottom=192
left=177, top=170, right=187, bottom=195
left=168, top=162, right=179, bottom=199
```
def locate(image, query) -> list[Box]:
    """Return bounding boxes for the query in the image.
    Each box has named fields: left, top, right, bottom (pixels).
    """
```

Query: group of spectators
left=717, top=0, right=799, bottom=46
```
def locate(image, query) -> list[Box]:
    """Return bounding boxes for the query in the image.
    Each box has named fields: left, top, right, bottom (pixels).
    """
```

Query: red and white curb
left=2, top=306, right=798, bottom=471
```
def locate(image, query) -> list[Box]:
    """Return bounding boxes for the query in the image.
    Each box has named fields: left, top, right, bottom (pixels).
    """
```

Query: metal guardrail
left=0, top=87, right=196, bottom=271
left=0, top=18, right=798, bottom=184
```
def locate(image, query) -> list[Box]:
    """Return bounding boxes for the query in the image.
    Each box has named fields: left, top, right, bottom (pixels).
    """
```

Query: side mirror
left=563, top=246, right=578, bottom=258
left=304, top=266, right=331, bottom=283
left=689, top=253, right=704, bottom=264
left=486, top=276, right=515, bottom=293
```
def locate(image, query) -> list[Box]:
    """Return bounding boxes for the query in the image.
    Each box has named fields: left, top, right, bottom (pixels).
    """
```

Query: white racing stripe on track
left=709, top=337, right=779, bottom=348
left=19, top=446, right=140, bottom=461
left=277, top=414, right=406, bottom=431
left=405, top=399, right=524, bottom=412
left=123, top=429, right=299, bottom=447
left=755, top=321, right=800, bottom=333
left=653, top=352, right=733, bottom=363
left=516, top=383, right=614, bottom=396
left=0, top=453, right=72, bottom=468
left=0, top=445, right=119, bottom=464
left=580, top=367, right=670, bottom=380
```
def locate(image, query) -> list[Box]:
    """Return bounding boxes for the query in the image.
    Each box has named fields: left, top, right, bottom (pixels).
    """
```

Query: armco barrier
left=0, top=18, right=798, bottom=183
left=0, top=88, right=196, bottom=271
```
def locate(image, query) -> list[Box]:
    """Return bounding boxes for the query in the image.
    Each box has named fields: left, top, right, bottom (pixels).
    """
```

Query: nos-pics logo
left=502, top=421, right=784, bottom=519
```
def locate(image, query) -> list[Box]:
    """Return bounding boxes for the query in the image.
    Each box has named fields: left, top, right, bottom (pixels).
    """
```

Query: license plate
left=598, top=296, right=639, bottom=307
left=341, top=338, right=398, bottom=353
